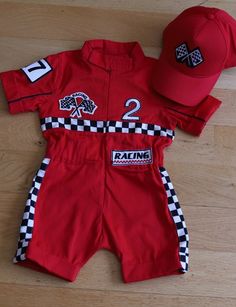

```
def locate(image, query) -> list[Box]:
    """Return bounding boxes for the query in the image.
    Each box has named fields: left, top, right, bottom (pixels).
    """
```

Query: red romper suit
left=0, top=39, right=221, bottom=282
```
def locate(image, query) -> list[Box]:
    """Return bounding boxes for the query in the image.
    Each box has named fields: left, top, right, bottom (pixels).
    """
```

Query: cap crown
left=162, top=6, right=229, bottom=77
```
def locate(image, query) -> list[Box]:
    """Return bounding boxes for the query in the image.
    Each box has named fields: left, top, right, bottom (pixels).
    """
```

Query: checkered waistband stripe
left=40, top=117, right=175, bottom=139
left=159, top=166, right=189, bottom=273
left=13, top=158, right=50, bottom=263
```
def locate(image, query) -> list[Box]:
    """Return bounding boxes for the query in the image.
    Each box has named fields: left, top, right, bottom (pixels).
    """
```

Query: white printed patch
left=112, top=149, right=152, bottom=166
left=21, top=59, right=52, bottom=82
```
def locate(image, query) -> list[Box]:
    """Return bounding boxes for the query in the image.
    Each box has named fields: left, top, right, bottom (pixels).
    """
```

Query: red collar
left=81, top=39, right=145, bottom=72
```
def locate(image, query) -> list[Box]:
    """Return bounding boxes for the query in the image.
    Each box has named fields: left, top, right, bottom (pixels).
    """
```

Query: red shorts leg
left=103, top=164, right=189, bottom=283
left=13, top=157, right=103, bottom=282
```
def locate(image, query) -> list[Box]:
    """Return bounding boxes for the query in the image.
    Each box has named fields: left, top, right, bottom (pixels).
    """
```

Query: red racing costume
left=0, top=39, right=221, bottom=282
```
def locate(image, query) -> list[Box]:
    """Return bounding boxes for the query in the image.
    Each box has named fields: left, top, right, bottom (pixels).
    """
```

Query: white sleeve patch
left=21, top=59, right=52, bottom=83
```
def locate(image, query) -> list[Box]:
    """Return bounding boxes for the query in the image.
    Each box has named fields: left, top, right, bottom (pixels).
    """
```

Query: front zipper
left=99, top=68, right=112, bottom=245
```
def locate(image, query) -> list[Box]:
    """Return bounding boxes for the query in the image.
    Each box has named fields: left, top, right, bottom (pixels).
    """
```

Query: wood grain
left=1, top=283, right=236, bottom=307
left=0, top=1, right=236, bottom=306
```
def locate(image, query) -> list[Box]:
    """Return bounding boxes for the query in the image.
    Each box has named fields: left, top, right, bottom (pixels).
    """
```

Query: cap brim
left=154, top=57, right=221, bottom=106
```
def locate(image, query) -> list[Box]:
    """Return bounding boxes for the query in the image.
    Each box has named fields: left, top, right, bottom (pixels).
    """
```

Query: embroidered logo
left=175, top=43, right=203, bottom=68
left=112, top=149, right=152, bottom=166
left=59, top=92, right=97, bottom=118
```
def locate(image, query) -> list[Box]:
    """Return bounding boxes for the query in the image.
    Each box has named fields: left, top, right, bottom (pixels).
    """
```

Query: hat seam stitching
left=213, top=13, right=229, bottom=67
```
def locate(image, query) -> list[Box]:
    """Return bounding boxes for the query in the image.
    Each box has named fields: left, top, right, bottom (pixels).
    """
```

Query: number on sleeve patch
left=21, top=59, right=52, bottom=83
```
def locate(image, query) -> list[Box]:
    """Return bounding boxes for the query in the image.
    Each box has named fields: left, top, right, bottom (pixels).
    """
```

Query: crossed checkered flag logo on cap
left=175, top=43, right=203, bottom=68
left=59, top=92, right=97, bottom=118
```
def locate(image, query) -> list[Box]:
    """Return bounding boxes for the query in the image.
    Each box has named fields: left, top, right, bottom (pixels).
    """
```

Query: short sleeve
left=0, top=54, right=58, bottom=114
left=164, top=95, right=222, bottom=136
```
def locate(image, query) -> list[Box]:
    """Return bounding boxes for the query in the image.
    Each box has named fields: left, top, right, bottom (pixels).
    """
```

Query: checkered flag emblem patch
left=59, top=92, right=97, bottom=118
left=176, top=43, right=203, bottom=68
left=159, top=166, right=189, bottom=272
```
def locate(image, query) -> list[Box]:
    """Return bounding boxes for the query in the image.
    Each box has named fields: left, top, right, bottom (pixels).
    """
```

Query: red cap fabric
left=154, top=6, right=236, bottom=106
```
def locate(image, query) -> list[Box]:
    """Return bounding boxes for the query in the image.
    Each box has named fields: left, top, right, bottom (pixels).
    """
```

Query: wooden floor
left=0, top=1, right=236, bottom=306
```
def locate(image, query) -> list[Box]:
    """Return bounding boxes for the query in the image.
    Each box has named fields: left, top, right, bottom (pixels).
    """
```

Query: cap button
left=207, top=12, right=215, bottom=20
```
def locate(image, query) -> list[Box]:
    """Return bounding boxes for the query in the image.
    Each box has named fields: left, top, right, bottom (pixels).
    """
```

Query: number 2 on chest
left=122, top=98, right=141, bottom=120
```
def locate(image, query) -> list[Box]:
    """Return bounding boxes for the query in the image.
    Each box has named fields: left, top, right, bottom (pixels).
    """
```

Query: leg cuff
left=122, top=256, right=184, bottom=283
left=15, top=241, right=80, bottom=282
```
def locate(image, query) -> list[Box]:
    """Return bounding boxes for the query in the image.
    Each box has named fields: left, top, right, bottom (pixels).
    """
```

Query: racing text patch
left=112, top=149, right=152, bottom=166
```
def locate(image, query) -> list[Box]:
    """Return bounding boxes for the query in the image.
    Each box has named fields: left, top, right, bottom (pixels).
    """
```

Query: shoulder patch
left=21, top=59, right=52, bottom=83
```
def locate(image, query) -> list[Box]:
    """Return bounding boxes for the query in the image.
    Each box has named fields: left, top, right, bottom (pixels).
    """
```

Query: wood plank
left=0, top=111, right=45, bottom=153
left=185, top=206, right=236, bottom=252
left=0, top=247, right=235, bottom=298
left=163, top=161, right=236, bottom=209
left=0, top=2, right=171, bottom=46
left=0, top=37, right=84, bottom=70
left=0, top=150, right=45, bottom=194
left=211, top=89, right=236, bottom=126
left=4, top=0, right=236, bottom=16
left=0, top=282, right=236, bottom=307
left=0, top=0, right=201, bottom=13
left=167, top=129, right=236, bottom=167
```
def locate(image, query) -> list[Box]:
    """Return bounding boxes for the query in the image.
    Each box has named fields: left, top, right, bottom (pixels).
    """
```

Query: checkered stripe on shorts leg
left=13, top=158, right=50, bottom=263
left=159, top=166, right=189, bottom=272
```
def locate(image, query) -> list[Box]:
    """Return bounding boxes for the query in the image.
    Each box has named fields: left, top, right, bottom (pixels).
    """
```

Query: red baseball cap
left=154, top=6, right=236, bottom=106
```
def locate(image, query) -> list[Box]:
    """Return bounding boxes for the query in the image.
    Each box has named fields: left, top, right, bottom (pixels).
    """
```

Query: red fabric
left=0, top=39, right=221, bottom=282
left=0, top=53, right=58, bottom=114
left=15, top=156, right=183, bottom=282
left=161, top=94, right=222, bottom=136
left=154, top=6, right=236, bottom=106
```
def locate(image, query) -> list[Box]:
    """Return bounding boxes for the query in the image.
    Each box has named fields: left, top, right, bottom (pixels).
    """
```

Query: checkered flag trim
left=159, top=166, right=189, bottom=272
left=40, top=117, right=175, bottom=139
left=13, top=158, right=50, bottom=263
